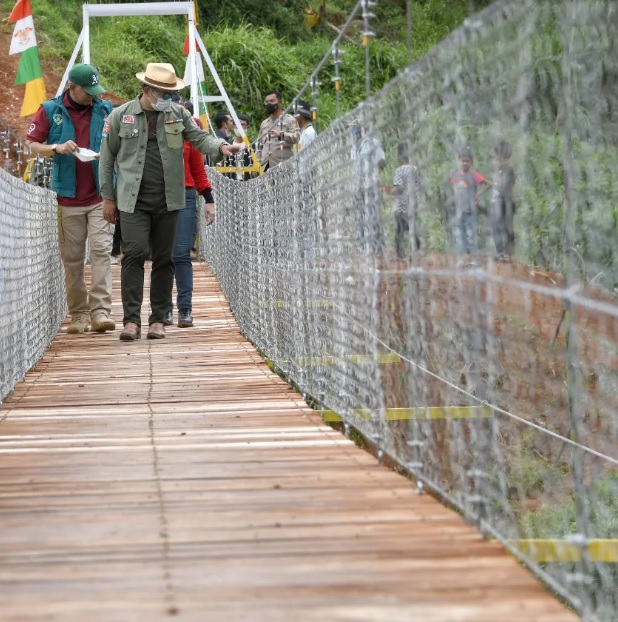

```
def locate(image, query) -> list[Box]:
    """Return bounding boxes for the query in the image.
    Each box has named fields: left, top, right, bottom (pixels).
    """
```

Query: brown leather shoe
left=119, top=322, right=141, bottom=341
left=147, top=322, right=166, bottom=339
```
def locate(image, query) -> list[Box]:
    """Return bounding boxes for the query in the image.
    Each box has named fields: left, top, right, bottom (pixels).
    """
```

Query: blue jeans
left=455, top=212, right=478, bottom=255
left=172, top=188, right=197, bottom=312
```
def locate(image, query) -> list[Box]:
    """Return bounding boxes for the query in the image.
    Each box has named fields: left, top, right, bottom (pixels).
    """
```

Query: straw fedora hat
left=135, top=63, right=185, bottom=91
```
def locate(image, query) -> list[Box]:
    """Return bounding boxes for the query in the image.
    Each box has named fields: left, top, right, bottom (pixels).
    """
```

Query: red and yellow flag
left=8, top=0, right=46, bottom=116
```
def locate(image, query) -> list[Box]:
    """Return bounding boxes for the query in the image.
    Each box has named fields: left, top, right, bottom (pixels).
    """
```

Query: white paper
left=74, top=148, right=99, bottom=162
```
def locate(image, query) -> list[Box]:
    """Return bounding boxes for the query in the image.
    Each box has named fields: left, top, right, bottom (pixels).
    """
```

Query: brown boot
left=147, top=322, right=166, bottom=339
left=119, top=322, right=141, bottom=341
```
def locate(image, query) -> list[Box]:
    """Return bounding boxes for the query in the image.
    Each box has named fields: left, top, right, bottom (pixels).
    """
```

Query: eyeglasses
left=151, top=88, right=175, bottom=100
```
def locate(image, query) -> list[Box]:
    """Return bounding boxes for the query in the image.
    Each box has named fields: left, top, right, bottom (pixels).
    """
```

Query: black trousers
left=111, top=219, right=122, bottom=256
left=395, top=211, right=421, bottom=260
left=118, top=206, right=179, bottom=327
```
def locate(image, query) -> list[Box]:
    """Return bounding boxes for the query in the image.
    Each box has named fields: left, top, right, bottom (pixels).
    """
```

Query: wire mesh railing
left=0, top=166, right=66, bottom=403
left=200, top=0, right=618, bottom=618
left=0, top=0, right=616, bottom=616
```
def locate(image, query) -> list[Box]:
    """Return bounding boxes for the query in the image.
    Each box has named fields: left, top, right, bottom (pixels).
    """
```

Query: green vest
left=42, top=95, right=112, bottom=198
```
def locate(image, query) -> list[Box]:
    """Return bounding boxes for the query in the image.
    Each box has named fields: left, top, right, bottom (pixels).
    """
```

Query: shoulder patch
left=102, top=117, right=110, bottom=138
left=28, top=123, right=35, bottom=134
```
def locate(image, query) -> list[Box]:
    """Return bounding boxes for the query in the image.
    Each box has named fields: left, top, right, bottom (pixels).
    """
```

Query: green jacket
left=99, top=95, right=224, bottom=212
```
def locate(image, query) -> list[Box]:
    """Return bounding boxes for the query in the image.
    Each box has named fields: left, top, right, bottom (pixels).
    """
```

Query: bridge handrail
left=1, top=1, right=617, bottom=618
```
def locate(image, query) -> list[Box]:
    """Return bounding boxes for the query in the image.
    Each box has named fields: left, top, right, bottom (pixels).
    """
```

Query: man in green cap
left=27, top=63, right=115, bottom=334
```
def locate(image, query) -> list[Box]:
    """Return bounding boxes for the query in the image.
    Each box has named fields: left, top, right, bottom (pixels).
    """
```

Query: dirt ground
left=380, top=253, right=618, bottom=437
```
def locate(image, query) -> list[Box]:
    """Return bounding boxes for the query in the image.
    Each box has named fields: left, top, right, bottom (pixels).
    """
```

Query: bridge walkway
left=0, top=263, right=576, bottom=621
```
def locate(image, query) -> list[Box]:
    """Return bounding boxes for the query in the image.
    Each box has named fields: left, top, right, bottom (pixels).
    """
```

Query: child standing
left=450, top=146, right=490, bottom=259
left=490, top=141, right=516, bottom=261
left=390, top=143, right=420, bottom=260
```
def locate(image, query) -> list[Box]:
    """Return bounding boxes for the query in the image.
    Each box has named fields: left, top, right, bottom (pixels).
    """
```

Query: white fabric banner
left=183, top=53, right=205, bottom=86
left=9, top=16, right=37, bottom=55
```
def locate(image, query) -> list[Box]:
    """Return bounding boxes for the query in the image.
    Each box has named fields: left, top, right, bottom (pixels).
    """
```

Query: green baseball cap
left=68, top=63, right=105, bottom=96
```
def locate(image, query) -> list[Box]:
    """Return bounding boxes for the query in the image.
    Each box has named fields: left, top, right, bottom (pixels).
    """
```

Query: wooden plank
left=0, top=263, right=577, bottom=621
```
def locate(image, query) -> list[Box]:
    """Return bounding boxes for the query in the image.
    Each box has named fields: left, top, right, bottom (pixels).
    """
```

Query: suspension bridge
left=1, top=0, right=618, bottom=620
left=0, top=264, right=578, bottom=621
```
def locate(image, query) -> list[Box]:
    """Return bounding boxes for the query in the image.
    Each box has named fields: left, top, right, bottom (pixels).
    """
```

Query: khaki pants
left=58, top=203, right=113, bottom=319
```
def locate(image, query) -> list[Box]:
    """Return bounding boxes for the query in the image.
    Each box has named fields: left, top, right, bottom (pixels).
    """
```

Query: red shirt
left=183, top=141, right=212, bottom=194
left=27, top=92, right=99, bottom=207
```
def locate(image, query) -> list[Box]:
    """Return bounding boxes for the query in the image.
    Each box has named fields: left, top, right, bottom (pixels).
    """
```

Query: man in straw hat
left=100, top=62, right=239, bottom=341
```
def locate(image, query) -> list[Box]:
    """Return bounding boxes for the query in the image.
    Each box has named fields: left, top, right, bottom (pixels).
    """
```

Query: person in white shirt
left=387, top=143, right=421, bottom=260
left=350, top=120, right=386, bottom=256
left=295, top=100, right=317, bottom=150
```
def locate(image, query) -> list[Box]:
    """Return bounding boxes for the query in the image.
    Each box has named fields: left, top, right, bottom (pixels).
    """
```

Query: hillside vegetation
left=0, top=0, right=491, bottom=132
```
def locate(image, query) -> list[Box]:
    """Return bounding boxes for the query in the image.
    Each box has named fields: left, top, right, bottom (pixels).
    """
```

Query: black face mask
left=67, top=90, right=89, bottom=111
left=265, top=103, right=279, bottom=114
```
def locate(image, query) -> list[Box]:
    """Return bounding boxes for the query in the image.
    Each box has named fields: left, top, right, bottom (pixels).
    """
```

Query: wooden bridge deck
left=0, top=263, right=576, bottom=621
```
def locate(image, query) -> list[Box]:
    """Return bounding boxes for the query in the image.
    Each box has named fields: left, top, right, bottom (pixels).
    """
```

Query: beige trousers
left=58, top=202, right=113, bottom=319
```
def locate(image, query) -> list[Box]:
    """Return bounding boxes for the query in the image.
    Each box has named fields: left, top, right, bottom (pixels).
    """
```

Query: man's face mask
left=265, top=102, right=279, bottom=114
left=150, top=89, right=173, bottom=112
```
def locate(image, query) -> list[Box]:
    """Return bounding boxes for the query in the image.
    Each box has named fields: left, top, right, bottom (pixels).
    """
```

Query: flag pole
left=188, top=3, right=198, bottom=117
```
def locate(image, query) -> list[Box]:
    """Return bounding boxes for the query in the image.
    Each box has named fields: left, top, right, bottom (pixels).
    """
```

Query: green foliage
left=518, top=469, right=618, bottom=620
left=197, top=0, right=311, bottom=42
left=520, top=498, right=578, bottom=538
left=22, top=0, right=81, bottom=59
left=200, top=24, right=306, bottom=126
left=2, top=0, right=410, bottom=134
left=520, top=471, right=618, bottom=539
left=503, top=431, right=566, bottom=500
left=89, top=15, right=189, bottom=100
left=408, top=0, right=493, bottom=60
left=2, top=0, right=488, bottom=139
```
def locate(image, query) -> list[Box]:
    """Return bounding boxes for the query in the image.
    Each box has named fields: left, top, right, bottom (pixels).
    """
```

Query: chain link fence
left=201, top=1, right=618, bottom=619
left=0, top=167, right=65, bottom=403
left=0, top=0, right=616, bottom=616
